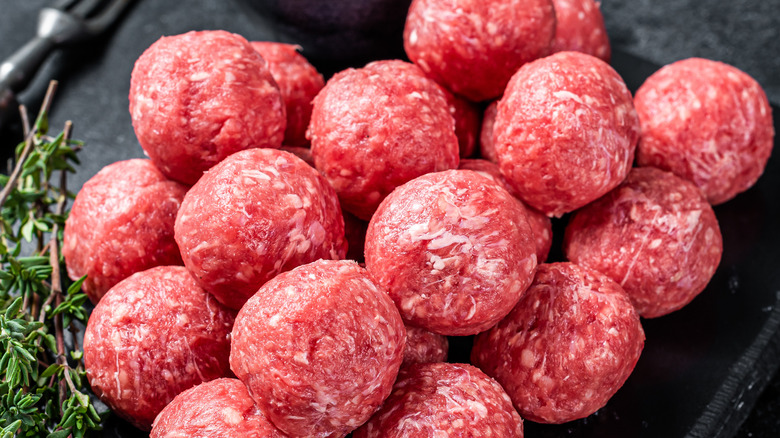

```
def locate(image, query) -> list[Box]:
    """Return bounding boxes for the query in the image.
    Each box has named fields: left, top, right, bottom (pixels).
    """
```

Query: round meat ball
left=445, top=90, right=481, bottom=157
left=479, top=100, right=499, bottom=163
left=84, top=266, right=235, bottom=431
left=471, top=262, right=645, bottom=424
left=550, top=0, right=611, bottom=62
left=365, top=169, right=538, bottom=336
left=175, top=148, right=347, bottom=310
left=63, top=159, right=186, bottom=304
left=129, top=30, right=286, bottom=185
left=404, top=0, right=556, bottom=102
left=402, top=325, right=449, bottom=366
left=151, top=378, right=286, bottom=438
left=250, top=42, right=324, bottom=147
left=308, top=59, right=459, bottom=220
left=564, top=167, right=723, bottom=318
left=353, top=362, right=524, bottom=437
left=635, top=57, right=774, bottom=205
left=493, top=51, right=639, bottom=217
left=459, top=158, right=553, bottom=262
left=230, top=260, right=405, bottom=437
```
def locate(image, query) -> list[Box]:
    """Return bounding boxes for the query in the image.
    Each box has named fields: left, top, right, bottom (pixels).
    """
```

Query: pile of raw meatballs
left=63, top=0, right=774, bottom=436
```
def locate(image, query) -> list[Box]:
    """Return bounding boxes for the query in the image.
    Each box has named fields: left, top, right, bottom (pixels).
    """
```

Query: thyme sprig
left=0, top=81, right=102, bottom=437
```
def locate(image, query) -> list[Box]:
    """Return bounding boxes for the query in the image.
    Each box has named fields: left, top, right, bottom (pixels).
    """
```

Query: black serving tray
left=1, top=1, right=779, bottom=437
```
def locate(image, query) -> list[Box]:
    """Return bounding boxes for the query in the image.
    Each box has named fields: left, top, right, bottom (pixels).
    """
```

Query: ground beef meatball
left=308, top=59, right=459, bottom=220
left=175, top=148, right=346, bottom=310
left=564, top=166, right=723, bottom=318
left=365, top=169, right=537, bottom=336
left=550, top=0, right=611, bottom=61
left=129, top=30, right=285, bottom=184
left=151, top=378, right=287, bottom=438
left=84, top=266, right=235, bottom=431
left=404, top=0, right=556, bottom=101
left=471, top=262, right=645, bottom=424
left=250, top=42, right=324, bottom=147
left=353, top=362, right=524, bottom=437
left=634, top=57, right=774, bottom=205
left=230, top=260, right=405, bottom=437
left=63, top=159, right=186, bottom=304
left=493, top=51, right=639, bottom=217
left=402, top=325, right=449, bottom=366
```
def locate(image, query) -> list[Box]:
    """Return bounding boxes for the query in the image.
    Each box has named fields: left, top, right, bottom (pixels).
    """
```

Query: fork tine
left=68, top=0, right=107, bottom=18
left=84, top=0, right=134, bottom=34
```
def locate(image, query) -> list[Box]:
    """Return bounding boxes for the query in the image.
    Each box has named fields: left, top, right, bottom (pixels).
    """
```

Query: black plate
left=1, top=1, right=779, bottom=437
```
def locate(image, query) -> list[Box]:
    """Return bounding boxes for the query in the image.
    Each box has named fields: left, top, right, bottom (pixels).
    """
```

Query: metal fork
left=0, top=0, right=134, bottom=129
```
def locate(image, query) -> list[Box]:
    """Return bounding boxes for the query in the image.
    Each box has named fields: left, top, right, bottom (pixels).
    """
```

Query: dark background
left=1, top=0, right=779, bottom=437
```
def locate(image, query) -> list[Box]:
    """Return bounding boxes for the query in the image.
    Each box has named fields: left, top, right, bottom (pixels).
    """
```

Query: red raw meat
left=174, top=148, right=346, bottom=310
left=84, top=266, right=235, bottom=431
left=404, top=0, right=556, bottom=101
left=493, top=51, right=639, bottom=217
left=129, top=30, right=285, bottom=185
left=635, top=57, right=774, bottom=205
left=251, top=42, right=324, bottom=147
left=564, top=166, right=723, bottom=318
left=63, top=159, right=186, bottom=304
left=479, top=100, right=499, bottom=163
left=308, top=59, right=458, bottom=220
left=550, top=0, right=611, bottom=62
left=353, top=362, right=524, bottom=437
left=151, top=378, right=287, bottom=437
left=402, top=325, right=449, bottom=366
left=230, top=260, right=405, bottom=437
left=471, top=262, right=645, bottom=424
left=365, top=169, right=537, bottom=336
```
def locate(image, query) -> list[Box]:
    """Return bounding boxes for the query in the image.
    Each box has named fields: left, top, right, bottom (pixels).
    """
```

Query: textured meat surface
left=151, top=378, right=287, bottom=438
left=63, top=159, right=186, bottom=304
left=365, top=170, right=537, bottom=336
left=353, top=362, right=524, bottom=437
left=471, top=262, right=645, bottom=424
left=129, top=30, right=285, bottom=185
left=479, top=100, right=499, bottom=163
left=550, top=0, right=611, bottom=62
left=564, top=167, right=723, bottom=318
left=402, top=325, right=449, bottom=366
left=494, top=51, right=639, bottom=217
left=308, top=60, right=459, bottom=220
left=635, top=57, right=774, bottom=205
left=250, top=42, right=324, bottom=147
left=230, top=260, right=405, bottom=438
left=279, top=145, right=314, bottom=167
left=459, top=159, right=553, bottom=262
left=403, top=0, right=556, bottom=102
left=175, top=148, right=346, bottom=310
left=84, top=266, right=235, bottom=431
left=446, top=90, right=481, bottom=157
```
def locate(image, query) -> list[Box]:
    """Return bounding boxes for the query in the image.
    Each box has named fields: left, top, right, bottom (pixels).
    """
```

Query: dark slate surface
left=1, top=1, right=779, bottom=437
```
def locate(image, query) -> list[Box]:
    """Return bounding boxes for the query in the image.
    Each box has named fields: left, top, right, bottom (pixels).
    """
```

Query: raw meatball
left=175, top=148, right=347, bottom=310
left=404, top=0, right=556, bottom=101
left=471, top=262, right=645, bottom=424
left=151, top=378, right=287, bottom=438
left=84, top=266, right=235, bottom=431
left=308, top=59, right=459, bottom=220
left=494, top=51, right=639, bottom=217
left=635, top=57, right=774, bottom=205
left=250, top=42, right=324, bottom=146
left=63, top=159, right=186, bottom=304
left=129, top=30, right=285, bottom=185
left=365, top=169, right=537, bottom=336
left=564, top=167, right=723, bottom=318
left=402, top=325, right=449, bottom=366
left=550, top=0, right=611, bottom=62
left=459, top=159, right=553, bottom=262
left=446, top=91, right=481, bottom=157
left=230, top=260, right=405, bottom=437
left=353, top=363, right=524, bottom=437
left=479, top=100, right=499, bottom=163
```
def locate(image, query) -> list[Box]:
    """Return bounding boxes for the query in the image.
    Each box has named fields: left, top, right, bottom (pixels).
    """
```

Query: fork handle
left=0, top=36, right=55, bottom=95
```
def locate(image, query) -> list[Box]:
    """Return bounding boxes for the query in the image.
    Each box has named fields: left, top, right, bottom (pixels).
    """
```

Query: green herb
left=0, top=81, right=102, bottom=437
